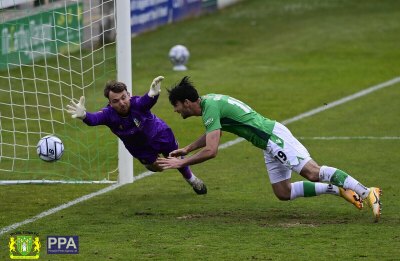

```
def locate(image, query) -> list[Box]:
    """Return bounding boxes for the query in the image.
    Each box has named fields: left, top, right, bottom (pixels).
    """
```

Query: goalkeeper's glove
left=66, top=96, right=87, bottom=119
left=148, top=76, right=164, bottom=98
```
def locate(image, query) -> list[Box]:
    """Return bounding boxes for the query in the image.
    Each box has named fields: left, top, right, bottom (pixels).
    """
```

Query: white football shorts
left=263, top=122, right=312, bottom=184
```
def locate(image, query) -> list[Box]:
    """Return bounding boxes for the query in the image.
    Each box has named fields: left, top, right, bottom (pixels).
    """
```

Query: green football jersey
left=200, top=94, right=276, bottom=150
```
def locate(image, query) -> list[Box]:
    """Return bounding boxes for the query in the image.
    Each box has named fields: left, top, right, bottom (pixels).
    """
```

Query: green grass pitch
left=1, top=0, right=400, bottom=260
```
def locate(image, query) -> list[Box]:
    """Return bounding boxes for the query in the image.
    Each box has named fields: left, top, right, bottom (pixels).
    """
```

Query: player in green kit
left=156, top=76, right=382, bottom=222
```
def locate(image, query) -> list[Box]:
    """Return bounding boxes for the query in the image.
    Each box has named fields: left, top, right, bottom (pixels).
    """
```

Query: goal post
left=116, top=0, right=133, bottom=184
left=0, top=0, right=133, bottom=184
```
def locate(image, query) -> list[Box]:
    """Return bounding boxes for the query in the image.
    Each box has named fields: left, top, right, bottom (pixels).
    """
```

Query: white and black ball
left=169, top=45, right=190, bottom=71
left=36, top=135, right=64, bottom=162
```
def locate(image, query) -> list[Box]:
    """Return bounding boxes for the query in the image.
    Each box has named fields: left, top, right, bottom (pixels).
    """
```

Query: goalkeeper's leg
left=145, top=157, right=207, bottom=195
left=159, top=133, right=207, bottom=195
left=178, top=166, right=207, bottom=195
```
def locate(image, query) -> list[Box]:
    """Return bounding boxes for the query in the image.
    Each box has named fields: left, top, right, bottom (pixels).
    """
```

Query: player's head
left=167, top=76, right=201, bottom=119
left=168, top=76, right=199, bottom=105
left=104, top=80, right=131, bottom=116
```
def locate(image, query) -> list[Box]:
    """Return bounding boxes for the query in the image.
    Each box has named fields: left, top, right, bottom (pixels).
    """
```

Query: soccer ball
left=36, top=135, right=64, bottom=162
left=169, top=44, right=190, bottom=71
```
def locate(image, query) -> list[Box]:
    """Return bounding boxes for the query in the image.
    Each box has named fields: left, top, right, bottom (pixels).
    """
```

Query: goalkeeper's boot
left=190, top=177, right=207, bottom=195
left=365, top=187, right=382, bottom=222
left=339, top=188, right=363, bottom=210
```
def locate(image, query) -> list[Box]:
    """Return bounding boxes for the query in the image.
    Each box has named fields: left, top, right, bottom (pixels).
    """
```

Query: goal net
left=0, top=0, right=132, bottom=184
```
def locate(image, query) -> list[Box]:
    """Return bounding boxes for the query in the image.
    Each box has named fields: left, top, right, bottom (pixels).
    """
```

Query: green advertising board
left=0, top=2, right=83, bottom=70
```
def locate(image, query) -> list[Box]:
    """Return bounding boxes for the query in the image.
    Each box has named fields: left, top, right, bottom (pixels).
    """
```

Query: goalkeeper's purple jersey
left=83, top=93, right=176, bottom=164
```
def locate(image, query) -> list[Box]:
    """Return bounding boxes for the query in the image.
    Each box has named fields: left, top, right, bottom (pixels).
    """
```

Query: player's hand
left=66, top=96, right=86, bottom=119
left=156, top=157, right=183, bottom=170
left=168, top=148, right=187, bottom=157
left=148, top=76, right=164, bottom=97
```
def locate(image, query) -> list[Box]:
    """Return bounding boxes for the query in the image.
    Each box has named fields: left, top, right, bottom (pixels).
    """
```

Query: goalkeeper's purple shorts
left=129, top=127, right=179, bottom=165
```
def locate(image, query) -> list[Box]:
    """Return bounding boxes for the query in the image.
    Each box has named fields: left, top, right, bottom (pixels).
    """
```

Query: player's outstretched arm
left=148, top=76, right=164, bottom=97
left=184, top=134, right=207, bottom=153
left=66, top=96, right=87, bottom=119
left=157, top=130, right=221, bottom=169
left=168, top=134, right=207, bottom=157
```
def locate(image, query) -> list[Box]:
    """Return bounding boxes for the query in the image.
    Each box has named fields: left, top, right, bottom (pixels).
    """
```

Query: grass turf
left=1, top=0, right=400, bottom=260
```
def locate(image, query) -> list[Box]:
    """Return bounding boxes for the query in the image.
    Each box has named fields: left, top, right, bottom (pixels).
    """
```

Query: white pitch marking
left=298, top=136, right=400, bottom=140
left=1, top=77, right=399, bottom=236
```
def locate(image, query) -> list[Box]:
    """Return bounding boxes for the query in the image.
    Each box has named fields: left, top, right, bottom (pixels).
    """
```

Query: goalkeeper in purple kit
left=66, top=76, right=207, bottom=195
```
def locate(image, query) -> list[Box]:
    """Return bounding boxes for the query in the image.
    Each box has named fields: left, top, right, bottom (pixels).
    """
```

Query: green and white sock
left=344, top=176, right=370, bottom=199
left=319, top=166, right=369, bottom=199
left=290, top=181, right=339, bottom=200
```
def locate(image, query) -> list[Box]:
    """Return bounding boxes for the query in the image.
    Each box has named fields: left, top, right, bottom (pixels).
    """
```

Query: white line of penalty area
left=297, top=136, right=400, bottom=140
left=1, top=76, right=399, bottom=236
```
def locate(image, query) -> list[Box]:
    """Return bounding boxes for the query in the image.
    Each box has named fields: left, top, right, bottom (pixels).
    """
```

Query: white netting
left=0, top=0, right=120, bottom=183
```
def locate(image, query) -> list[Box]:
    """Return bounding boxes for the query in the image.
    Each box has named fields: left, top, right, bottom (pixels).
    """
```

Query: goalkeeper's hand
left=66, top=96, right=87, bottom=119
left=148, top=76, right=164, bottom=97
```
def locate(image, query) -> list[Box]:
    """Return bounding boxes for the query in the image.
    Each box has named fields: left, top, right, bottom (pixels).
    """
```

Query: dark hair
left=104, top=80, right=128, bottom=99
left=167, top=76, right=199, bottom=106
